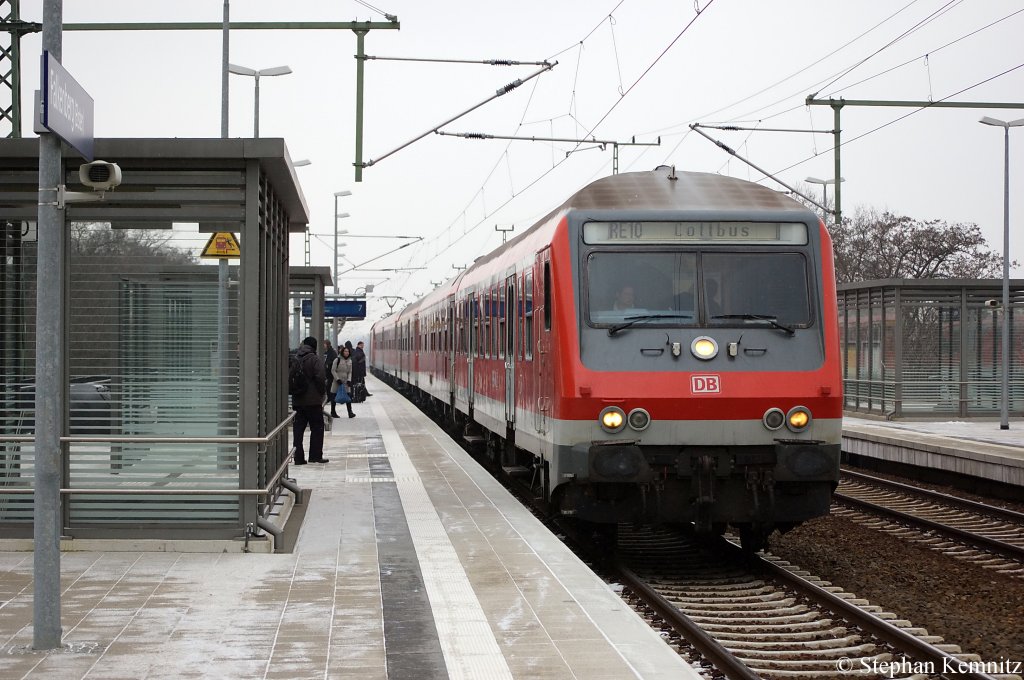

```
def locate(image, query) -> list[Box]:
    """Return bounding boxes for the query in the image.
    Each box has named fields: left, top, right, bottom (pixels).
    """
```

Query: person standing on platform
left=332, top=345, right=356, bottom=418
left=292, top=336, right=328, bottom=464
left=352, top=340, right=370, bottom=397
left=323, top=339, right=338, bottom=410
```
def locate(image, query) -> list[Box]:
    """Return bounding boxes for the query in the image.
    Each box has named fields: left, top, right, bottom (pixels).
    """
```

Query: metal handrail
left=0, top=413, right=295, bottom=445
left=0, top=413, right=297, bottom=498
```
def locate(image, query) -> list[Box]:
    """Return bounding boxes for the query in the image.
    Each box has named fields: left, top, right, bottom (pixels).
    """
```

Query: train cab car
left=371, top=166, right=842, bottom=551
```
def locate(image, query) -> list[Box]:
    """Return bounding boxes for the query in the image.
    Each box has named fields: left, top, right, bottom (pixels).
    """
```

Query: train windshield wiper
left=608, top=313, right=693, bottom=336
left=712, top=314, right=795, bottom=336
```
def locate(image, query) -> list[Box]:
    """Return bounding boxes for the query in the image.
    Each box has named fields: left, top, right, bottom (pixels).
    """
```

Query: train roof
left=562, top=167, right=810, bottom=213
left=373, top=168, right=816, bottom=330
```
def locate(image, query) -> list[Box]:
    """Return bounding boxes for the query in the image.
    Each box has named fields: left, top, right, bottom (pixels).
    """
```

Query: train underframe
left=555, top=441, right=841, bottom=551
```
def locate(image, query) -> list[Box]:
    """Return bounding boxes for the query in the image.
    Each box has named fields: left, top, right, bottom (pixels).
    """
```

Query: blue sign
left=40, top=51, right=94, bottom=161
left=302, top=299, right=367, bottom=319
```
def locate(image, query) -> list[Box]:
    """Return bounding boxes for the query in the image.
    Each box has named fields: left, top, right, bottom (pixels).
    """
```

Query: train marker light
left=627, top=408, right=651, bottom=431
left=786, top=406, right=812, bottom=432
left=691, top=336, right=718, bottom=360
left=599, top=406, right=626, bottom=433
left=763, top=407, right=785, bottom=430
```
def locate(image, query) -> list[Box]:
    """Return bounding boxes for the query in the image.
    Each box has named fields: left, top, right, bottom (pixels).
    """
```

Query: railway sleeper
left=721, top=635, right=865, bottom=650
left=731, top=642, right=879, bottom=660
left=711, top=626, right=848, bottom=641
left=745, top=651, right=892, bottom=672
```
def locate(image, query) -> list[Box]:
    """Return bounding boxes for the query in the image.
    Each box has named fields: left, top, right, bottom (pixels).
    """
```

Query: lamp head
left=228, top=63, right=256, bottom=77
left=259, top=65, right=292, bottom=77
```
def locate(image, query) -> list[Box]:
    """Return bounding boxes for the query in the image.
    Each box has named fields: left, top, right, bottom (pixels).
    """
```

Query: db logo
left=691, top=375, right=721, bottom=394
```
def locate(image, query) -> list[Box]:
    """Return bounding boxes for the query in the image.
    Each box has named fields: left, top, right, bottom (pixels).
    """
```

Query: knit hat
left=302, top=336, right=317, bottom=349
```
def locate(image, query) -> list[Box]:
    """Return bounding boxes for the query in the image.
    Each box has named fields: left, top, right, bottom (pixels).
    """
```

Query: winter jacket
left=292, top=344, right=326, bottom=408
left=351, top=347, right=367, bottom=383
left=331, top=356, right=353, bottom=393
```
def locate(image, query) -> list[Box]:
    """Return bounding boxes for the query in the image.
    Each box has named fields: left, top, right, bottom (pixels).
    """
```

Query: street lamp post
left=805, top=176, right=845, bottom=224
left=334, top=190, right=352, bottom=293
left=980, top=116, right=1024, bottom=430
left=228, top=63, right=292, bottom=137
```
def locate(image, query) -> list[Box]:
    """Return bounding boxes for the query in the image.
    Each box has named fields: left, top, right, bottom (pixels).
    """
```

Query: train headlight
left=599, top=406, right=626, bottom=433
left=627, top=408, right=651, bottom=431
left=786, top=406, right=812, bottom=432
left=690, top=336, right=719, bottom=360
left=762, top=407, right=785, bottom=431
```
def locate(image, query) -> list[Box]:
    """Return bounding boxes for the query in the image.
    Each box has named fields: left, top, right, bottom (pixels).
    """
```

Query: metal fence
left=839, top=279, right=1024, bottom=418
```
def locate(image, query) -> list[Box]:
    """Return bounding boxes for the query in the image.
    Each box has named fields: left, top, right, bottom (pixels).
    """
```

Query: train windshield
left=587, top=251, right=811, bottom=327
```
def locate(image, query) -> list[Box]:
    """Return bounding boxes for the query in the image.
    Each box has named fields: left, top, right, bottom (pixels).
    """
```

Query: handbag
left=334, top=385, right=352, bottom=404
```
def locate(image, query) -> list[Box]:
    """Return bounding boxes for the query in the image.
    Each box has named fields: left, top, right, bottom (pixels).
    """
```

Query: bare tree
left=829, top=207, right=1006, bottom=283
left=69, top=222, right=195, bottom=264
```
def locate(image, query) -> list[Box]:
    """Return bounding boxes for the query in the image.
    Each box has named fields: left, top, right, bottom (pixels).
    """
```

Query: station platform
left=842, top=415, right=1024, bottom=487
left=0, top=378, right=697, bottom=679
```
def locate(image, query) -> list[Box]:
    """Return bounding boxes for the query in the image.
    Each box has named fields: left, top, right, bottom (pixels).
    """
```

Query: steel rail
left=833, top=492, right=1024, bottom=562
left=842, top=468, right=1024, bottom=523
left=722, top=539, right=1001, bottom=680
left=615, top=563, right=761, bottom=680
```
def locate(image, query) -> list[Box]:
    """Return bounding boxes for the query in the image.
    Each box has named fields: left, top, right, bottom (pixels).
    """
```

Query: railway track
left=610, top=524, right=1012, bottom=680
left=835, top=470, right=1024, bottom=577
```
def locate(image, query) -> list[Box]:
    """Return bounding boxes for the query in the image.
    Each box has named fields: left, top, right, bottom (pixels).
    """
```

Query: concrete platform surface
left=842, top=416, right=1024, bottom=487
left=0, top=378, right=698, bottom=679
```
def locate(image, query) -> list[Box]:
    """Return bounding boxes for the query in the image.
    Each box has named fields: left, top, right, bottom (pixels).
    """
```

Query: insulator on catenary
left=496, top=79, right=523, bottom=95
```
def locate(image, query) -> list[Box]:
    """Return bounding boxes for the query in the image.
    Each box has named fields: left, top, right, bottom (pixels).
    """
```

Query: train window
left=491, top=286, right=499, bottom=357
left=525, top=271, right=534, bottom=360
left=497, top=286, right=506, bottom=359
left=587, top=251, right=698, bottom=326
left=483, top=290, right=491, bottom=358
left=703, top=252, right=811, bottom=326
left=471, top=296, right=479, bottom=358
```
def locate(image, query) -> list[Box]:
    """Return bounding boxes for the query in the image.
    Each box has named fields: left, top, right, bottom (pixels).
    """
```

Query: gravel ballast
left=768, top=513, right=1024, bottom=664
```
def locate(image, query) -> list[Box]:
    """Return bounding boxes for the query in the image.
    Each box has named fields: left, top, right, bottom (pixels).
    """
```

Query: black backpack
left=288, top=354, right=309, bottom=396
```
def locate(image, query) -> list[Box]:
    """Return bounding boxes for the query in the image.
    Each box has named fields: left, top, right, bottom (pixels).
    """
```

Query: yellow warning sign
left=201, top=232, right=241, bottom=258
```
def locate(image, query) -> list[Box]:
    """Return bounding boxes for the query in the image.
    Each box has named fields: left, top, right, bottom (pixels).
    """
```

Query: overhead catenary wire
left=388, top=0, right=717, bottom=287
left=359, top=61, right=556, bottom=169
left=363, top=55, right=552, bottom=66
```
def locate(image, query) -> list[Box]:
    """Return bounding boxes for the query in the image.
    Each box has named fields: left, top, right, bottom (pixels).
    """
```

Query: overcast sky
left=16, top=0, right=1024, bottom=338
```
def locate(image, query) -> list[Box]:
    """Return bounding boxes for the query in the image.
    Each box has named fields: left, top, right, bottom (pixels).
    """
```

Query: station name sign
left=583, top=221, right=807, bottom=245
left=40, top=51, right=94, bottom=161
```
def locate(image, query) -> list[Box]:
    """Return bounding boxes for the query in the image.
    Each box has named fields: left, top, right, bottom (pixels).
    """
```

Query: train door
left=504, top=273, right=517, bottom=425
left=447, top=298, right=455, bottom=397
left=535, top=249, right=552, bottom=435
left=467, top=295, right=476, bottom=412
left=413, top=314, right=420, bottom=388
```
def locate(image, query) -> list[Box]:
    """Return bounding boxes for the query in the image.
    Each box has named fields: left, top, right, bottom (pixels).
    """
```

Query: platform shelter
left=839, top=279, right=1024, bottom=418
left=0, top=138, right=312, bottom=546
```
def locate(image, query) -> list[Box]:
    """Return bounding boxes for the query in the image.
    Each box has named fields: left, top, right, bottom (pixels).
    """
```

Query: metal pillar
left=33, top=0, right=63, bottom=651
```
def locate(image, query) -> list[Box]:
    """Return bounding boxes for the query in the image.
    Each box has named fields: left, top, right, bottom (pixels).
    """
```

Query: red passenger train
left=370, top=167, right=842, bottom=550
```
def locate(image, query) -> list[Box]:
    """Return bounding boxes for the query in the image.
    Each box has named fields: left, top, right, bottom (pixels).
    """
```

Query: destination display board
left=583, top=221, right=807, bottom=245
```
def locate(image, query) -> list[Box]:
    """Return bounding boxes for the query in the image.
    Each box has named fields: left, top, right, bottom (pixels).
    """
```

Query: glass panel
left=587, top=251, right=697, bottom=325
left=702, top=253, right=810, bottom=326
left=1, top=221, right=242, bottom=525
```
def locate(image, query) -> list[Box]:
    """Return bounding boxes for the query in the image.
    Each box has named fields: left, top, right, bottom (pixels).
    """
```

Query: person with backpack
left=289, top=336, right=328, bottom=465
left=330, top=346, right=356, bottom=418
left=323, top=339, right=338, bottom=410
left=352, top=340, right=370, bottom=399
